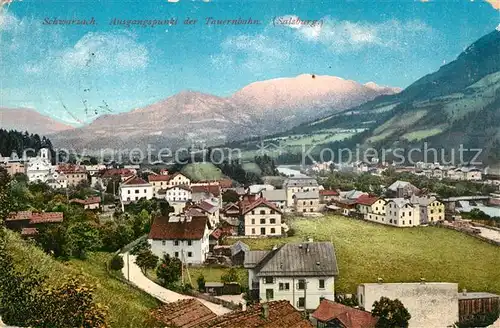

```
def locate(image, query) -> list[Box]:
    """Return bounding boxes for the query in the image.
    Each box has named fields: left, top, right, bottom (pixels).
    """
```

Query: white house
left=260, top=189, right=287, bottom=211
left=148, top=208, right=212, bottom=264
left=163, top=185, right=192, bottom=203
left=244, top=241, right=338, bottom=311
left=357, top=282, right=459, bottom=328
left=241, top=198, right=283, bottom=236
left=120, top=176, right=153, bottom=208
left=26, top=148, right=54, bottom=183
left=148, top=172, right=191, bottom=198
left=283, top=177, right=319, bottom=208
left=384, top=198, right=421, bottom=227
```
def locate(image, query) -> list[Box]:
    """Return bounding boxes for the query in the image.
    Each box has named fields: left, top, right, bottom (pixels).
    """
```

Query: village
left=1, top=147, right=500, bottom=328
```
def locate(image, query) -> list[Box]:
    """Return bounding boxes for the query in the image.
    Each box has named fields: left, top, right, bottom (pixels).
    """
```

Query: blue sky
left=0, top=0, right=498, bottom=126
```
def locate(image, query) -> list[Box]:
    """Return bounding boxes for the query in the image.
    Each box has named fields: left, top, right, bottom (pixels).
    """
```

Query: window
left=439, top=208, right=442, bottom=213
left=270, top=218, right=276, bottom=224
left=319, top=279, right=325, bottom=289
left=260, top=227, right=266, bottom=235
left=187, top=252, right=193, bottom=257
left=144, top=189, right=146, bottom=193
left=270, top=210, right=275, bottom=214
left=279, top=283, right=290, bottom=290
left=265, top=277, right=274, bottom=284
left=260, top=210, right=265, bottom=215
left=303, top=201, right=306, bottom=205
left=127, top=190, right=130, bottom=194
left=251, top=219, right=255, bottom=224
left=298, top=297, right=305, bottom=308
left=162, top=240, right=166, bottom=246
left=431, top=210, right=434, bottom=214
left=402, top=221, right=405, bottom=225
left=297, top=279, right=305, bottom=290
left=187, top=240, right=192, bottom=246
left=174, top=252, right=179, bottom=257
left=310, top=201, right=313, bottom=205
left=135, top=190, right=139, bottom=194
left=266, top=289, right=274, bottom=300
left=260, top=218, right=266, bottom=224
left=303, top=209, right=306, bottom=212
left=251, top=210, right=255, bottom=215
left=270, top=228, right=276, bottom=234
left=409, top=220, right=412, bottom=225
left=251, top=228, right=255, bottom=234
left=174, top=240, right=179, bottom=246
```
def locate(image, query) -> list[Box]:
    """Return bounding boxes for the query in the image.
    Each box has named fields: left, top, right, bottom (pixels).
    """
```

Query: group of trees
left=0, top=129, right=54, bottom=161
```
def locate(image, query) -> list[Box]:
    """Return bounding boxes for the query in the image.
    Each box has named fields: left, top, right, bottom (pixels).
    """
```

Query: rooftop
left=458, top=292, right=499, bottom=300
left=293, top=190, right=320, bottom=200
left=283, top=177, right=319, bottom=188
left=148, top=215, right=209, bottom=240
left=254, top=242, right=339, bottom=277
left=261, top=189, right=287, bottom=201
left=150, top=298, right=217, bottom=328
left=311, top=299, right=378, bottom=328
left=7, top=211, right=64, bottom=224
left=241, top=198, right=282, bottom=215
left=122, top=175, right=150, bottom=186
left=198, top=300, right=313, bottom=328
left=356, top=195, right=379, bottom=206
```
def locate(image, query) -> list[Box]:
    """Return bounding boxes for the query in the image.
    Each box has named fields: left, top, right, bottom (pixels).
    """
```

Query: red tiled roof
left=56, top=163, right=86, bottom=174
left=218, top=179, right=233, bottom=189
left=122, top=175, right=149, bottom=186
left=356, top=195, right=379, bottom=206
left=148, top=174, right=171, bottom=182
left=148, top=216, right=208, bottom=240
left=21, top=227, right=38, bottom=236
left=196, top=201, right=217, bottom=213
left=320, top=190, right=339, bottom=196
left=210, top=228, right=223, bottom=240
left=241, top=198, right=282, bottom=215
left=222, top=202, right=240, bottom=213
left=7, top=211, right=64, bottom=224
left=101, top=168, right=134, bottom=178
left=150, top=298, right=217, bottom=328
left=199, top=300, right=313, bottom=328
left=311, top=300, right=378, bottom=328
left=70, top=196, right=101, bottom=205
left=192, top=185, right=221, bottom=196
left=184, top=208, right=207, bottom=217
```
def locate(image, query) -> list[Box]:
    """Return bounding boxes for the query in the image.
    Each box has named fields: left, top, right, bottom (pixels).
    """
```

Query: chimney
left=462, top=288, right=467, bottom=296
left=261, top=302, right=269, bottom=319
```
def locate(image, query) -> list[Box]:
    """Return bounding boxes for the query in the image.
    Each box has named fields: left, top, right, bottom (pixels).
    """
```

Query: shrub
left=109, top=255, right=124, bottom=271
left=197, top=274, right=206, bottom=292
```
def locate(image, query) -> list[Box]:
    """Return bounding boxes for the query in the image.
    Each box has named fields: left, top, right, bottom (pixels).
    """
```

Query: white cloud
left=59, top=32, right=149, bottom=73
left=0, top=10, right=19, bottom=31
left=276, top=15, right=433, bottom=53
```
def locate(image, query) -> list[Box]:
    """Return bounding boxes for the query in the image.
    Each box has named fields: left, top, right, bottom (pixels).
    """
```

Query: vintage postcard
left=0, top=1, right=499, bottom=327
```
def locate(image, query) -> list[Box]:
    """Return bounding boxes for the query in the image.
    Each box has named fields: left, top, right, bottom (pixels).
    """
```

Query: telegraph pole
left=127, top=252, right=130, bottom=281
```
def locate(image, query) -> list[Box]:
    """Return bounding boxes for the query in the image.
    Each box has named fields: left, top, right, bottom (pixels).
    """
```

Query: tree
left=371, top=297, right=411, bottom=328
left=65, top=221, right=102, bottom=259
left=130, top=239, right=151, bottom=255
left=109, top=255, right=124, bottom=271
left=0, top=167, right=13, bottom=223
left=222, top=189, right=240, bottom=203
left=156, top=254, right=182, bottom=287
left=135, top=249, right=159, bottom=273
left=197, top=274, right=206, bottom=292
left=221, top=268, right=239, bottom=283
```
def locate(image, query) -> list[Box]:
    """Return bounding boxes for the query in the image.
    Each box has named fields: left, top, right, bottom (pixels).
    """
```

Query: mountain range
left=252, top=29, right=500, bottom=164
left=0, top=108, right=73, bottom=135
left=0, top=76, right=399, bottom=151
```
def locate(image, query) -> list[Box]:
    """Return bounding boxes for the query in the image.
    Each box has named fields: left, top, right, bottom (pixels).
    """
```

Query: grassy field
left=181, top=163, right=224, bottom=181
left=187, top=267, right=248, bottom=288
left=228, top=215, right=500, bottom=294
left=5, top=231, right=159, bottom=328
left=401, top=127, right=445, bottom=141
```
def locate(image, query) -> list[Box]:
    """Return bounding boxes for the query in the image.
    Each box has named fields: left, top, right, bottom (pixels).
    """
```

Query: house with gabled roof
left=293, top=190, right=321, bottom=213
left=5, top=211, right=64, bottom=237
left=198, top=300, right=313, bottom=328
left=119, top=175, right=153, bottom=209
left=148, top=208, right=212, bottom=264
left=70, top=196, right=101, bottom=210
left=148, top=171, right=191, bottom=198
left=195, top=199, right=221, bottom=226
left=150, top=298, right=217, bottom=328
left=311, top=299, right=378, bottom=328
left=240, top=198, right=283, bottom=237
left=245, top=241, right=338, bottom=311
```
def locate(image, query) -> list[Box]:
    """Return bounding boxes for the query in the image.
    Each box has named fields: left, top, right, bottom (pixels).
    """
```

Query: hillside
left=3, top=230, right=158, bottom=328
left=235, top=29, right=500, bottom=164
left=48, top=76, right=399, bottom=151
